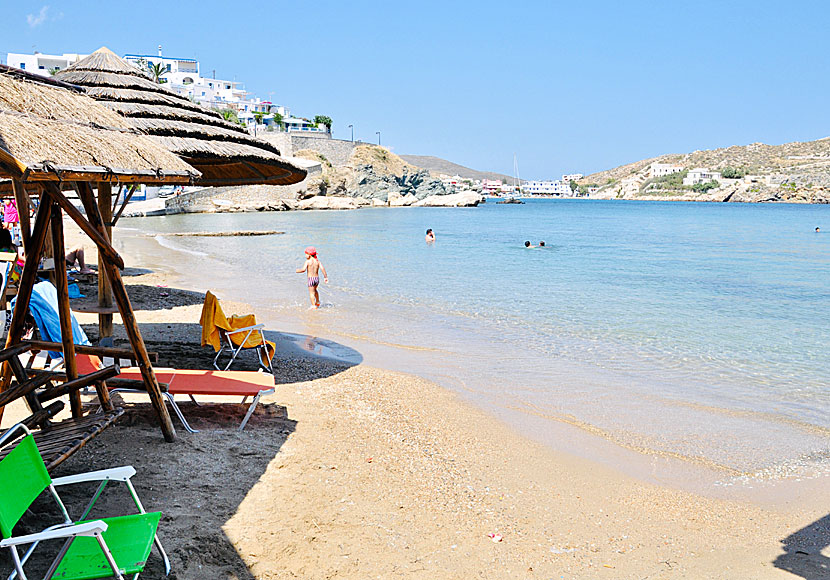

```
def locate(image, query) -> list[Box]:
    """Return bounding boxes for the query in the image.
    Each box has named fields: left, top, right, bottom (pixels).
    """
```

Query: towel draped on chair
left=199, top=291, right=275, bottom=366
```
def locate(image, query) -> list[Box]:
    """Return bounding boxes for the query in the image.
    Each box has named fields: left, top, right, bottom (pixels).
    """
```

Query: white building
left=481, top=179, right=503, bottom=195
left=6, top=52, right=87, bottom=76
left=123, top=47, right=320, bottom=133
left=649, top=163, right=684, bottom=177
left=682, top=168, right=722, bottom=186
left=523, top=180, right=572, bottom=195
left=562, top=173, right=583, bottom=182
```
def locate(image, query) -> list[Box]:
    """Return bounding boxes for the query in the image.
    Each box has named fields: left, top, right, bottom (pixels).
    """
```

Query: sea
left=119, top=199, right=830, bottom=495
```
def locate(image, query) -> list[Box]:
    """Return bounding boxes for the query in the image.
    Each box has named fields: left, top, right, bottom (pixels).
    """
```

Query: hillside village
left=579, top=138, right=830, bottom=203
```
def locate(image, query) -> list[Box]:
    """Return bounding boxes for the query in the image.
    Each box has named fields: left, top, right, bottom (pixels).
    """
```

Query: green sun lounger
left=0, top=423, right=169, bottom=580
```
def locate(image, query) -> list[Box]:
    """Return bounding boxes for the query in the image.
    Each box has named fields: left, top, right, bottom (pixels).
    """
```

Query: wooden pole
left=96, top=182, right=114, bottom=345
left=74, top=182, right=176, bottom=441
left=50, top=202, right=81, bottom=417
left=11, top=180, right=31, bottom=250
left=0, top=194, right=52, bottom=424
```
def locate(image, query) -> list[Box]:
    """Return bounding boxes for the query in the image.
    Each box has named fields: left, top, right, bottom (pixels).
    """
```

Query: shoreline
left=4, top=218, right=823, bottom=578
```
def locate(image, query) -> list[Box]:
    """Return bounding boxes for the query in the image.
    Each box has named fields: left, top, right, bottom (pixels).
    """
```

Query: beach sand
left=1, top=220, right=828, bottom=579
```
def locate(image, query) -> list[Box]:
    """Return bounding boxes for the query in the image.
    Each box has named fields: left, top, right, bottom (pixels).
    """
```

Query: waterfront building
left=481, top=179, right=503, bottom=195
left=649, top=163, right=684, bottom=177
left=562, top=173, right=583, bottom=182
left=6, top=51, right=87, bottom=76
left=682, top=168, right=722, bottom=185
left=523, top=180, right=572, bottom=195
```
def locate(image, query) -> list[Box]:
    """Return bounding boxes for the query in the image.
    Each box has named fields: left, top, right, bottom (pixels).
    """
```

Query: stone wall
left=258, top=134, right=358, bottom=166
left=166, top=163, right=323, bottom=214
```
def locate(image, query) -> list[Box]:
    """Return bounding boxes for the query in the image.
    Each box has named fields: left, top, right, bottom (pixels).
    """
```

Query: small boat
left=496, top=155, right=525, bottom=204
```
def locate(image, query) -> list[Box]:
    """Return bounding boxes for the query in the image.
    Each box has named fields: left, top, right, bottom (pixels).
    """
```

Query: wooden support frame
left=74, top=182, right=176, bottom=441
left=0, top=193, right=53, bottom=424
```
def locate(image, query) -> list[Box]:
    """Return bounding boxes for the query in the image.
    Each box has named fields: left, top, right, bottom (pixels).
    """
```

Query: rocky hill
left=400, top=155, right=513, bottom=183
left=581, top=137, right=830, bottom=203
left=296, top=145, right=450, bottom=201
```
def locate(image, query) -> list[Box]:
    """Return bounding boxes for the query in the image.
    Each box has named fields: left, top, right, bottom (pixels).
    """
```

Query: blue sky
left=3, top=0, right=830, bottom=179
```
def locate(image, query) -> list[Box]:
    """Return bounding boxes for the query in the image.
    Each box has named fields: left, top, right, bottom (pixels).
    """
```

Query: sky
left=3, top=0, right=830, bottom=179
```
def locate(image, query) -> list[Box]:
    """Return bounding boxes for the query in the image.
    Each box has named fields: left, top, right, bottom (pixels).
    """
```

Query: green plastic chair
left=0, top=424, right=170, bottom=580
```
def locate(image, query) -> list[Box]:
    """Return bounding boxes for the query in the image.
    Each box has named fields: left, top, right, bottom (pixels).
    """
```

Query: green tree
left=272, top=112, right=284, bottom=130
left=149, top=62, right=168, bottom=84
left=253, top=112, right=265, bottom=125
left=569, top=179, right=578, bottom=193
left=721, top=166, right=747, bottom=179
left=217, top=108, right=242, bottom=126
left=691, top=180, right=719, bottom=193
left=314, top=115, right=333, bottom=131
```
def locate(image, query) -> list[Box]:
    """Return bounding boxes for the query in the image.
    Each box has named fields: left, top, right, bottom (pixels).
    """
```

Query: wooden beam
left=112, top=184, right=138, bottom=226
left=0, top=194, right=52, bottom=424
left=50, top=202, right=81, bottom=417
left=76, top=182, right=176, bottom=442
left=97, top=182, right=114, bottom=343
left=42, top=183, right=125, bottom=270
left=11, top=179, right=31, bottom=250
left=23, top=340, right=158, bottom=363
left=37, top=364, right=120, bottom=403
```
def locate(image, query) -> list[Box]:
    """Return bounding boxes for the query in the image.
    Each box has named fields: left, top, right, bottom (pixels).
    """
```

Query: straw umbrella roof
left=55, top=48, right=307, bottom=186
left=0, top=64, right=199, bottom=187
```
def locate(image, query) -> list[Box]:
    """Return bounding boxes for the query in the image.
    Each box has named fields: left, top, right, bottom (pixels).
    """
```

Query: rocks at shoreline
left=163, top=144, right=483, bottom=214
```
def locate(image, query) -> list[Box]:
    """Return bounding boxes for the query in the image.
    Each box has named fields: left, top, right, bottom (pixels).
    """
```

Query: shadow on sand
left=774, top=513, right=830, bottom=579
left=2, top=323, right=362, bottom=579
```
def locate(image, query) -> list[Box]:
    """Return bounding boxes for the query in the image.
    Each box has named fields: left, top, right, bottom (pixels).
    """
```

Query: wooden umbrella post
left=0, top=194, right=53, bottom=424
left=73, top=182, right=176, bottom=441
left=49, top=201, right=81, bottom=417
left=96, top=182, right=114, bottom=345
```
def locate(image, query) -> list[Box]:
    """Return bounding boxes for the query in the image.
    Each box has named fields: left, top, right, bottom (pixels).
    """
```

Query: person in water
left=524, top=241, right=536, bottom=248
left=539, top=241, right=546, bottom=247
left=816, top=227, right=821, bottom=233
left=296, top=246, right=328, bottom=309
left=425, top=228, right=435, bottom=242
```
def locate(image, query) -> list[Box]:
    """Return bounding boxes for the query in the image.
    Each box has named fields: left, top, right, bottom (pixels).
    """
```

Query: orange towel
left=199, top=291, right=275, bottom=365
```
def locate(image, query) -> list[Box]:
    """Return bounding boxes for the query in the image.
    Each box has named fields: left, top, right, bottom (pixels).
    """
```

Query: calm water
left=121, top=199, right=830, bottom=487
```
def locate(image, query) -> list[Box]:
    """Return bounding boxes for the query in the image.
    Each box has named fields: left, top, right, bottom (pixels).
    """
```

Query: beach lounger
left=76, top=356, right=276, bottom=433
left=199, top=291, right=275, bottom=375
left=0, top=422, right=170, bottom=580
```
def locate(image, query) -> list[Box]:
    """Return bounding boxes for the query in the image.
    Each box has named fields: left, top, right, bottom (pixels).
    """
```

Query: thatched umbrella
left=55, top=48, right=307, bottom=186
left=0, top=64, right=198, bottom=187
left=0, top=64, right=193, bottom=442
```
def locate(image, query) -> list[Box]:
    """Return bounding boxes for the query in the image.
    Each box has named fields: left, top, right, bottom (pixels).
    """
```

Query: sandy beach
left=1, top=219, right=828, bottom=580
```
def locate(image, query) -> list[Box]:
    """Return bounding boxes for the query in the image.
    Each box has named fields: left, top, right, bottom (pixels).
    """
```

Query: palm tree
left=150, top=62, right=167, bottom=84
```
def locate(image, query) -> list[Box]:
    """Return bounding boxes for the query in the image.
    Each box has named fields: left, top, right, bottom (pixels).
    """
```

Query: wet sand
left=1, top=219, right=828, bottom=579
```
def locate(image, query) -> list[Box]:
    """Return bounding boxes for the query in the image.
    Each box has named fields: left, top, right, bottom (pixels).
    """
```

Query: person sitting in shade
left=65, top=245, right=94, bottom=274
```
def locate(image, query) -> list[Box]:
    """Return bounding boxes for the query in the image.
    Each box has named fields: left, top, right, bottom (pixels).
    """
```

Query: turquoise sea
left=121, top=199, right=830, bottom=491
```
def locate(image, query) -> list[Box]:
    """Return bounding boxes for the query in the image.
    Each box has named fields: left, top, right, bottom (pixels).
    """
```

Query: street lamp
left=376, top=131, right=381, bottom=146
left=348, top=124, right=354, bottom=142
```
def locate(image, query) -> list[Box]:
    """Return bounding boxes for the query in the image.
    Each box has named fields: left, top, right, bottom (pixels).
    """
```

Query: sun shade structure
left=0, top=64, right=199, bottom=186
left=55, top=48, right=308, bottom=186
left=0, top=65, right=185, bottom=442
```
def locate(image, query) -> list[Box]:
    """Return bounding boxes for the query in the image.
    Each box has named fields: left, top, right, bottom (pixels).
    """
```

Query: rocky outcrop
left=413, top=191, right=484, bottom=207
left=298, top=196, right=360, bottom=210
left=162, top=144, right=479, bottom=214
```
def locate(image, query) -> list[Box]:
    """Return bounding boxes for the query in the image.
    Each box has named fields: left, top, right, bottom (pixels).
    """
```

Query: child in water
left=296, top=246, right=328, bottom=309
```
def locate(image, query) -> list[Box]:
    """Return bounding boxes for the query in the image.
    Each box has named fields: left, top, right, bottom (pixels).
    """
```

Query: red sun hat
left=305, top=246, right=317, bottom=257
